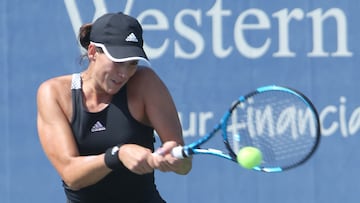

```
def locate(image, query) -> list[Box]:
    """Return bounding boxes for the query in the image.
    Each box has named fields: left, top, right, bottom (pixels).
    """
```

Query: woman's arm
left=37, top=79, right=112, bottom=190
left=128, top=67, right=192, bottom=175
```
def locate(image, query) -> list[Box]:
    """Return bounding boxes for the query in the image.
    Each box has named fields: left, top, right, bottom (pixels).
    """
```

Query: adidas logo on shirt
left=125, top=33, right=138, bottom=42
left=91, top=121, right=106, bottom=132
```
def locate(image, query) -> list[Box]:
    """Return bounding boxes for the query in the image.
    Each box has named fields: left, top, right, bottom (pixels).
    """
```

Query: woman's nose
left=118, top=72, right=126, bottom=78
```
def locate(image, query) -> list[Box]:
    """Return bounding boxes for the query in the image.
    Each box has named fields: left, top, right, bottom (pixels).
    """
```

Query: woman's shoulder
left=135, top=65, right=156, bottom=75
left=131, top=66, right=160, bottom=83
left=127, top=66, right=168, bottom=97
left=39, top=75, right=72, bottom=87
left=37, top=74, right=73, bottom=99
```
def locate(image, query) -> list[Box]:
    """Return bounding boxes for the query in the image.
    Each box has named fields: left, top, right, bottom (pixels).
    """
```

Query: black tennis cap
left=90, top=12, right=149, bottom=65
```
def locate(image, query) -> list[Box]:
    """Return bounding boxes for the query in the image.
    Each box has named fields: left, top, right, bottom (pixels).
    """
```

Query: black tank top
left=64, top=73, right=164, bottom=203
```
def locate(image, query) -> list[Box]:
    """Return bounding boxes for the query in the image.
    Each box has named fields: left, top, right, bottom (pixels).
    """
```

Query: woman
left=37, top=12, right=192, bottom=203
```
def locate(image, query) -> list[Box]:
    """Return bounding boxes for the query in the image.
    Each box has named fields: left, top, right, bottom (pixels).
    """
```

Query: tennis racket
left=172, top=85, right=321, bottom=172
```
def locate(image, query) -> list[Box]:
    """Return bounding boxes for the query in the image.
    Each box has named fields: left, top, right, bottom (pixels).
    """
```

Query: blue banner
left=1, top=0, right=359, bottom=202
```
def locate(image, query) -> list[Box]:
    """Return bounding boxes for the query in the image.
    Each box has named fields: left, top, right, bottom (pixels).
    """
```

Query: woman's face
left=93, top=50, right=138, bottom=95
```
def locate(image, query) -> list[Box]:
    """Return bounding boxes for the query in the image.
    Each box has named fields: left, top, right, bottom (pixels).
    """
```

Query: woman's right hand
left=118, top=144, right=155, bottom=175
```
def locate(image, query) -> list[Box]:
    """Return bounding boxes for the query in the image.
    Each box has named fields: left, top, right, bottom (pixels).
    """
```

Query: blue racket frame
left=178, top=85, right=321, bottom=172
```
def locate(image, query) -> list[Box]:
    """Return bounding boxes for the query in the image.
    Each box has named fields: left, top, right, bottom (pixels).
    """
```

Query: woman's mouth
left=112, top=79, right=123, bottom=86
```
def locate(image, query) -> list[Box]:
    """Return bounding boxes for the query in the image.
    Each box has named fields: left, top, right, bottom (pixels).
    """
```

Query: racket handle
left=171, top=146, right=187, bottom=159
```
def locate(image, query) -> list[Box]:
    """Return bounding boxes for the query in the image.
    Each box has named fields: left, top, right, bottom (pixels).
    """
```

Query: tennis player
left=37, top=12, right=192, bottom=203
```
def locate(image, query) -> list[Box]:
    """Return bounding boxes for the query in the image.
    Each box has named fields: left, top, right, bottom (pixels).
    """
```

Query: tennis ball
left=236, top=147, right=262, bottom=169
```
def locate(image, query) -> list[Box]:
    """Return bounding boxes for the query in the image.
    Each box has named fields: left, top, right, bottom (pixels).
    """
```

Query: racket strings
left=226, top=90, right=319, bottom=170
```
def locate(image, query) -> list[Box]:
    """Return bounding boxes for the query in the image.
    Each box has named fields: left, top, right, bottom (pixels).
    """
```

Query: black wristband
left=104, top=145, right=123, bottom=170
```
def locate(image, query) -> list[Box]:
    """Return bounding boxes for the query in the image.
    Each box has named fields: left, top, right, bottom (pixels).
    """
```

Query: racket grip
left=171, top=146, right=186, bottom=159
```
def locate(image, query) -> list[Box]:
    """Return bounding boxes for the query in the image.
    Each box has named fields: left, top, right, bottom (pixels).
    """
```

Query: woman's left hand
left=151, top=141, right=192, bottom=175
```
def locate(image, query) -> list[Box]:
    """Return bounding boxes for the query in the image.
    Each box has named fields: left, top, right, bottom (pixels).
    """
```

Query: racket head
left=223, top=85, right=321, bottom=172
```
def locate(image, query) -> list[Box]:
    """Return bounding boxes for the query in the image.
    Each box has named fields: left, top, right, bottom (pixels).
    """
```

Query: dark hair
left=77, top=23, right=103, bottom=64
left=78, top=23, right=92, bottom=50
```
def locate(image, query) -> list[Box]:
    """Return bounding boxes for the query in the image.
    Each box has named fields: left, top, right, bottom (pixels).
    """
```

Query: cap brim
left=91, top=42, right=150, bottom=66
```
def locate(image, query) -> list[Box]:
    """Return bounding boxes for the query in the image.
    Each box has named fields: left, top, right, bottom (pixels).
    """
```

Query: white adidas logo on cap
left=125, top=33, right=138, bottom=42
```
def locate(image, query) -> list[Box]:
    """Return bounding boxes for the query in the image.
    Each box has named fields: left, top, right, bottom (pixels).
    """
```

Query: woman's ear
left=87, top=44, right=97, bottom=60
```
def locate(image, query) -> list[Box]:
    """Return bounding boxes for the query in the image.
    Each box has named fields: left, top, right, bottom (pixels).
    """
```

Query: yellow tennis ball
left=236, top=147, right=263, bottom=169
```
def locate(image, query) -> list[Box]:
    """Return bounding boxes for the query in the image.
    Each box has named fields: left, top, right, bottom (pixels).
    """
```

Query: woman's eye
left=130, top=61, right=138, bottom=66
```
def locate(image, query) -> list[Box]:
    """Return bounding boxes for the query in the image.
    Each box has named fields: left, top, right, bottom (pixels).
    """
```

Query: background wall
left=1, top=0, right=359, bottom=202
